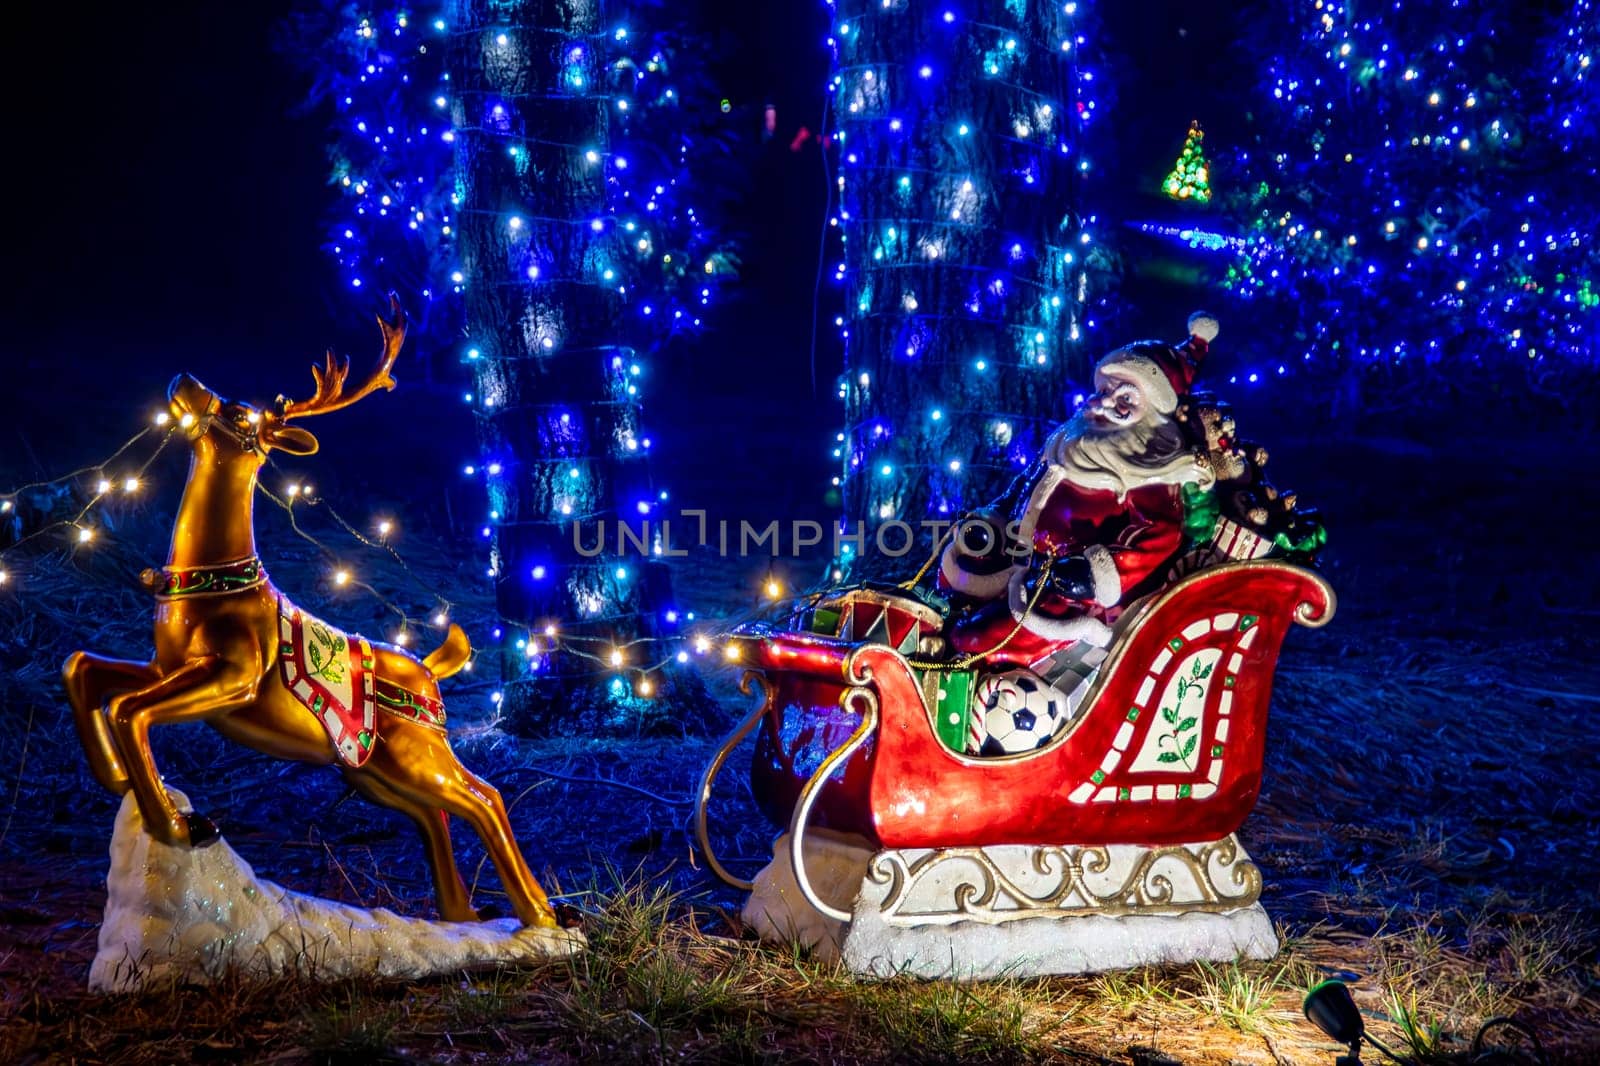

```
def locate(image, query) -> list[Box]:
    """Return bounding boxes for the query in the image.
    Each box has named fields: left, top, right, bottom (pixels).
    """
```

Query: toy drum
left=805, top=586, right=946, bottom=657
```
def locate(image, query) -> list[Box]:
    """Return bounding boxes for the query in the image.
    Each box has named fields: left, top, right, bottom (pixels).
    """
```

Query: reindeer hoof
left=185, top=812, right=221, bottom=848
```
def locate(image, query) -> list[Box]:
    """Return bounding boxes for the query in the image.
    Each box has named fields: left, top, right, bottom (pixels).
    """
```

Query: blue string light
left=1218, top=0, right=1598, bottom=388
left=311, top=4, right=735, bottom=700
left=822, top=0, right=1108, bottom=551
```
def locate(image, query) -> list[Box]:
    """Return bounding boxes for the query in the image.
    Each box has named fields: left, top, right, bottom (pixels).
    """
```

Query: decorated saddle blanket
left=278, top=598, right=378, bottom=767
left=276, top=598, right=450, bottom=767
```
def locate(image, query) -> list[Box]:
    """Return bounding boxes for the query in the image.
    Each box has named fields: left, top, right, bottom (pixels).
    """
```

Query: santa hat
left=1094, top=311, right=1219, bottom=414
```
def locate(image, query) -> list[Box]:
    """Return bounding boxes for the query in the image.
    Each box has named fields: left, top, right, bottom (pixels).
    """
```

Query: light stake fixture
left=1303, top=980, right=1549, bottom=1066
left=1303, top=980, right=1370, bottom=1065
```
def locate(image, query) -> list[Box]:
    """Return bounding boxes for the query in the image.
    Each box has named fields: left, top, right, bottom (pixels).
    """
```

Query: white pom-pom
left=1187, top=311, right=1219, bottom=343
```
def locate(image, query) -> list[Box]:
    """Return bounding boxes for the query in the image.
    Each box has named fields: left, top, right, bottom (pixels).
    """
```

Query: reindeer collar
left=150, top=556, right=267, bottom=599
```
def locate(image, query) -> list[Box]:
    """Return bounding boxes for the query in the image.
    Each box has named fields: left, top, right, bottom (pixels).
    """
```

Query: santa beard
left=1046, top=409, right=1213, bottom=499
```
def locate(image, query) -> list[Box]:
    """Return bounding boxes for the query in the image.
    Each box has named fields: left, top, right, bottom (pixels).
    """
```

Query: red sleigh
left=695, top=560, right=1334, bottom=901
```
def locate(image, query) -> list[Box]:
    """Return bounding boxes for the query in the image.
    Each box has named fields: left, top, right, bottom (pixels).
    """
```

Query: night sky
left=6, top=5, right=331, bottom=375
left=1, top=0, right=1248, bottom=497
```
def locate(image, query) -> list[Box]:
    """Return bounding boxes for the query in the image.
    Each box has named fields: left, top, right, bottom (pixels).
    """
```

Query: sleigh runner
left=695, top=559, right=1334, bottom=977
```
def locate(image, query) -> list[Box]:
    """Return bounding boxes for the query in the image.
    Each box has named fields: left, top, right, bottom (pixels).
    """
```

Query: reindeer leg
left=345, top=770, right=479, bottom=923
left=374, top=747, right=557, bottom=928
left=361, top=721, right=557, bottom=927
left=105, top=654, right=259, bottom=847
left=62, top=652, right=159, bottom=795
left=431, top=768, right=559, bottom=928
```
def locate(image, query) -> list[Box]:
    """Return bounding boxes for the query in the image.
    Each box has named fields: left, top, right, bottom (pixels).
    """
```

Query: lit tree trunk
left=450, top=0, right=679, bottom=728
left=828, top=0, right=1099, bottom=554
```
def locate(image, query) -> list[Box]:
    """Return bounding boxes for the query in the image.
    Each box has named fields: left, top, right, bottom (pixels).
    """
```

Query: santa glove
left=1022, top=554, right=1097, bottom=604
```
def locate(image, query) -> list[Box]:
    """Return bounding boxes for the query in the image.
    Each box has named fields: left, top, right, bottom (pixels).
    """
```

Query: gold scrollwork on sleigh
left=865, top=835, right=1264, bottom=926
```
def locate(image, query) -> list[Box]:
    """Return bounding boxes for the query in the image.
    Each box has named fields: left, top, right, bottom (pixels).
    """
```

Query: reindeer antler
left=280, top=294, right=406, bottom=420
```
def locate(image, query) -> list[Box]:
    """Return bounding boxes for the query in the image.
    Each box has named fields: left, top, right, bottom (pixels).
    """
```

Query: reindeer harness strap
left=151, top=556, right=268, bottom=598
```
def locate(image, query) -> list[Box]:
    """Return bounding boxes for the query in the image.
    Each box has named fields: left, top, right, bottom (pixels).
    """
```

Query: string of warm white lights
left=256, top=470, right=788, bottom=704
left=0, top=406, right=794, bottom=709
left=0, top=429, right=172, bottom=587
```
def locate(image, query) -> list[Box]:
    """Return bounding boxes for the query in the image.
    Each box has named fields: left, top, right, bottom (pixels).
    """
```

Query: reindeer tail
left=423, top=623, right=472, bottom=679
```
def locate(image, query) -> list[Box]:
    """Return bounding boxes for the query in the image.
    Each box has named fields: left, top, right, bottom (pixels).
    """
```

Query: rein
left=194, top=394, right=266, bottom=454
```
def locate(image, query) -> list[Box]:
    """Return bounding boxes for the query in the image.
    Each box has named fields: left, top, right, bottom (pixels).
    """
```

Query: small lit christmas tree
left=1162, top=121, right=1212, bottom=204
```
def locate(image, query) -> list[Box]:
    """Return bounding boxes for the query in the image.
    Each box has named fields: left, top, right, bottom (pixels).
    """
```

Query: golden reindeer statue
left=62, top=297, right=557, bottom=928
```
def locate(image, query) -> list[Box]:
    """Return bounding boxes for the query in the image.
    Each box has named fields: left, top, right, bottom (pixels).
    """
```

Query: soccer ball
left=973, top=670, right=1068, bottom=756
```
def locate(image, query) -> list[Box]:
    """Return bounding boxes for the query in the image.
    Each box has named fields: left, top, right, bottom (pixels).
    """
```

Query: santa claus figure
left=939, top=312, right=1220, bottom=673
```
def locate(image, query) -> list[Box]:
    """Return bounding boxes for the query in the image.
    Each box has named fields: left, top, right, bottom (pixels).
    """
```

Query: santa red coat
left=938, top=461, right=1191, bottom=670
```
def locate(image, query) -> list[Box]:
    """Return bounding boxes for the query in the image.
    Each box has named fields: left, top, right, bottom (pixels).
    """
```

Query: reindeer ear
left=265, top=424, right=319, bottom=456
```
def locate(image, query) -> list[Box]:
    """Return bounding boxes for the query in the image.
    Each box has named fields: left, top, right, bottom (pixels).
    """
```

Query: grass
left=1498, top=914, right=1585, bottom=991
left=1189, top=960, right=1281, bottom=1035
left=4, top=876, right=1594, bottom=1065
left=4, top=433, right=1600, bottom=1062
left=1381, top=985, right=1445, bottom=1062
left=1089, top=966, right=1181, bottom=1018
left=303, top=986, right=405, bottom=1060
left=848, top=978, right=1044, bottom=1063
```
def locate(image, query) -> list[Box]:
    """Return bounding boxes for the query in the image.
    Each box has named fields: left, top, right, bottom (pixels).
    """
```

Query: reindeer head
left=165, top=296, right=406, bottom=462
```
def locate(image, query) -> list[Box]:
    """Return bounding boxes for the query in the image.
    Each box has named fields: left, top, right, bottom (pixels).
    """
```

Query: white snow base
left=744, top=829, right=1278, bottom=980
left=90, top=790, right=584, bottom=992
